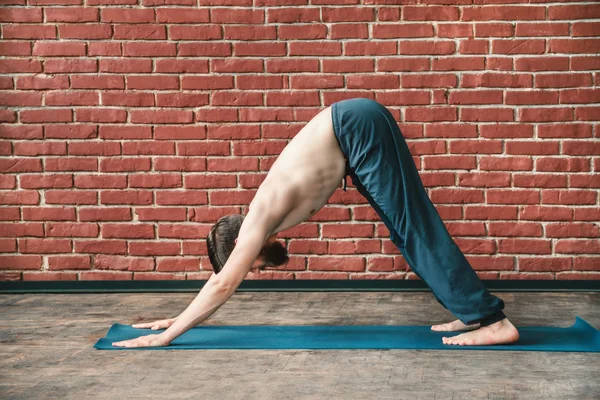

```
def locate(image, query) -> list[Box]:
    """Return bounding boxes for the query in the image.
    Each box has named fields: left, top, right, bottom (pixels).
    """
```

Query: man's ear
left=234, top=238, right=238, bottom=245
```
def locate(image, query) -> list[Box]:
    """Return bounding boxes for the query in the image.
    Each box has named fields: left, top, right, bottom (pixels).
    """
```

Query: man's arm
left=113, top=200, right=288, bottom=347
left=162, top=199, right=288, bottom=342
left=159, top=229, right=267, bottom=343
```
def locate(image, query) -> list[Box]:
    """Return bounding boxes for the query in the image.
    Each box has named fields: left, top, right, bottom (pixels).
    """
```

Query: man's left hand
left=112, top=333, right=170, bottom=348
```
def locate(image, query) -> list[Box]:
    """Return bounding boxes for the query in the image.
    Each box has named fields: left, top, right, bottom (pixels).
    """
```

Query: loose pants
left=331, top=98, right=505, bottom=326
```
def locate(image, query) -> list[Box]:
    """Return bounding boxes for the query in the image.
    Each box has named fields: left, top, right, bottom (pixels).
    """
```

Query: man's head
left=206, top=214, right=289, bottom=274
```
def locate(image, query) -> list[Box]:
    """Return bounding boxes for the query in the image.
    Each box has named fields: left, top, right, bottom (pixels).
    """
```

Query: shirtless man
left=113, top=98, right=519, bottom=348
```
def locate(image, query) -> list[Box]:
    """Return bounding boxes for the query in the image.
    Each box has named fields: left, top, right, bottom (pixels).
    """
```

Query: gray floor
left=1, top=291, right=599, bottom=400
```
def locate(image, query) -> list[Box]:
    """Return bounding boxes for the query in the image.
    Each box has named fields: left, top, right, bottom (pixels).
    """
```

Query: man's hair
left=206, top=214, right=245, bottom=274
left=206, top=213, right=290, bottom=274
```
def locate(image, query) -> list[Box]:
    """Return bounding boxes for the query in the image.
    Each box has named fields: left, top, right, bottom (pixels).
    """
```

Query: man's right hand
left=132, top=318, right=176, bottom=330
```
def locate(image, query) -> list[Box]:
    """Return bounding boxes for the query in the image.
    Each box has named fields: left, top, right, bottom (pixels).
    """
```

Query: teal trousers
left=332, top=98, right=505, bottom=326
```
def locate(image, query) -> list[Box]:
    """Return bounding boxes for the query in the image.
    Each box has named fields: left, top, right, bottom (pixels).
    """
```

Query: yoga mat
left=94, top=317, right=600, bottom=352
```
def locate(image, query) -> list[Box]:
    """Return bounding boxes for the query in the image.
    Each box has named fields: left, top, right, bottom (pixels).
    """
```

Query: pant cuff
left=479, top=310, right=507, bottom=327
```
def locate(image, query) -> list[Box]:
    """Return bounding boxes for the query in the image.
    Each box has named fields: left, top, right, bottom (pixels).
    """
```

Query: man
left=113, top=98, right=519, bottom=348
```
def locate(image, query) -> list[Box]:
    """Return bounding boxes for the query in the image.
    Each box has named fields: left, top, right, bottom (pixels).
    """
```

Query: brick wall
left=0, top=1, right=599, bottom=282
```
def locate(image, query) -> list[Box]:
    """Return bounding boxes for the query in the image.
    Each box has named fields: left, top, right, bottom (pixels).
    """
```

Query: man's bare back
left=249, top=106, right=347, bottom=235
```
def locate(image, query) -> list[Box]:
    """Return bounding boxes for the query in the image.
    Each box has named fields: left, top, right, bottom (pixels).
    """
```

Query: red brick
left=429, top=188, right=483, bottom=204
left=158, top=224, right=209, bottom=239
left=288, top=239, right=328, bottom=255
left=279, top=24, right=326, bottom=40
left=465, top=206, right=518, bottom=221
left=549, top=39, right=600, bottom=54
left=518, top=257, right=571, bottom=272
left=536, top=157, right=590, bottom=172
left=556, top=272, right=600, bottom=280
left=499, top=239, right=551, bottom=254
left=513, top=174, right=567, bottom=188
left=457, top=172, right=510, bottom=188
left=345, top=41, right=397, bottom=56
left=156, top=191, right=208, bottom=205
left=129, top=241, right=181, bottom=256
left=461, top=108, right=514, bottom=122
left=0, top=207, right=21, bottom=220
left=573, top=22, right=600, bottom=37
left=571, top=56, right=600, bottom=71
left=0, top=255, right=42, bottom=270
left=563, top=141, right=600, bottom=156
left=290, top=74, right=344, bottom=90
left=575, top=207, right=600, bottom=222
left=538, top=124, right=592, bottom=139
left=135, top=207, right=187, bottom=221
left=424, top=124, right=477, bottom=138
left=438, top=23, right=473, bottom=38
left=0, top=272, right=21, bottom=281
left=402, top=74, right=456, bottom=88
left=475, top=23, right=513, bottom=37
left=74, top=240, right=127, bottom=254
left=330, top=23, right=368, bottom=39
left=156, top=258, right=199, bottom=272
left=20, top=238, right=71, bottom=253
left=377, top=57, right=429, bottom=72
left=189, top=206, right=240, bottom=223
left=372, top=23, right=433, bottom=38
left=100, top=190, right=152, bottom=205
left=101, top=223, right=154, bottom=239
left=492, top=39, right=545, bottom=55
left=515, top=57, right=570, bottom=72
left=519, top=108, right=573, bottom=122
left=405, top=107, right=457, bottom=122
left=155, top=157, right=206, bottom=172
left=487, top=189, right=540, bottom=205
left=45, top=222, right=98, bottom=237
left=74, top=175, right=126, bottom=189
left=210, top=7, right=262, bottom=23
left=575, top=107, right=600, bottom=121
left=400, top=40, right=455, bottom=55
left=80, top=271, right=132, bottom=280
left=546, top=223, right=599, bottom=238
left=542, top=189, right=596, bottom=205
left=100, top=157, right=151, bottom=172
left=505, top=90, right=559, bottom=105
left=459, top=39, right=489, bottom=54
left=488, top=222, right=543, bottom=237
left=79, top=207, right=131, bottom=222
left=520, top=206, right=572, bottom=221
left=129, top=173, right=182, bottom=188
left=560, top=89, right=600, bottom=104
left=266, top=58, right=319, bottom=73
left=573, top=257, right=600, bottom=271
left=462, top=73, right=532, bottom=88
left=48, top=255, right=91, bottom=270
left=308, top=256, right=365, bottom=272
left=536, top=73, right=592, bottom=88
left=555, top=240, right=600, bottom=254
left=548, top=4, right=600, bottom=20
left=515, top=23, right=569, bottom=37
left=462, top=6, right=545, bottom=21
left=22, top=207, right=75, bottom=221
left=94, top=254, right=154, bottom=271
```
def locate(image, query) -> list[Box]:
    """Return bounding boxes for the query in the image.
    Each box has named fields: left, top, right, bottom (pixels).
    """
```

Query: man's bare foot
left=442, top=318, right=519, bottom=346
left=431, top=319, right=480, bottom=332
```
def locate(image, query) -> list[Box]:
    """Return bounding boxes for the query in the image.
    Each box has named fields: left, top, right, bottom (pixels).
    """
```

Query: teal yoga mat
left=95, top=317, right=600, bottom=352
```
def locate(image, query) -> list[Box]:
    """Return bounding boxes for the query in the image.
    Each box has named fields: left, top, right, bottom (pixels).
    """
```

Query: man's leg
left=342, top=105, right=517, bottom=344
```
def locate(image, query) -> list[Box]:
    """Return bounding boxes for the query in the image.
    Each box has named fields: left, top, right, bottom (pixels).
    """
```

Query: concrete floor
left=1, top=291, right=599, bottom=400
